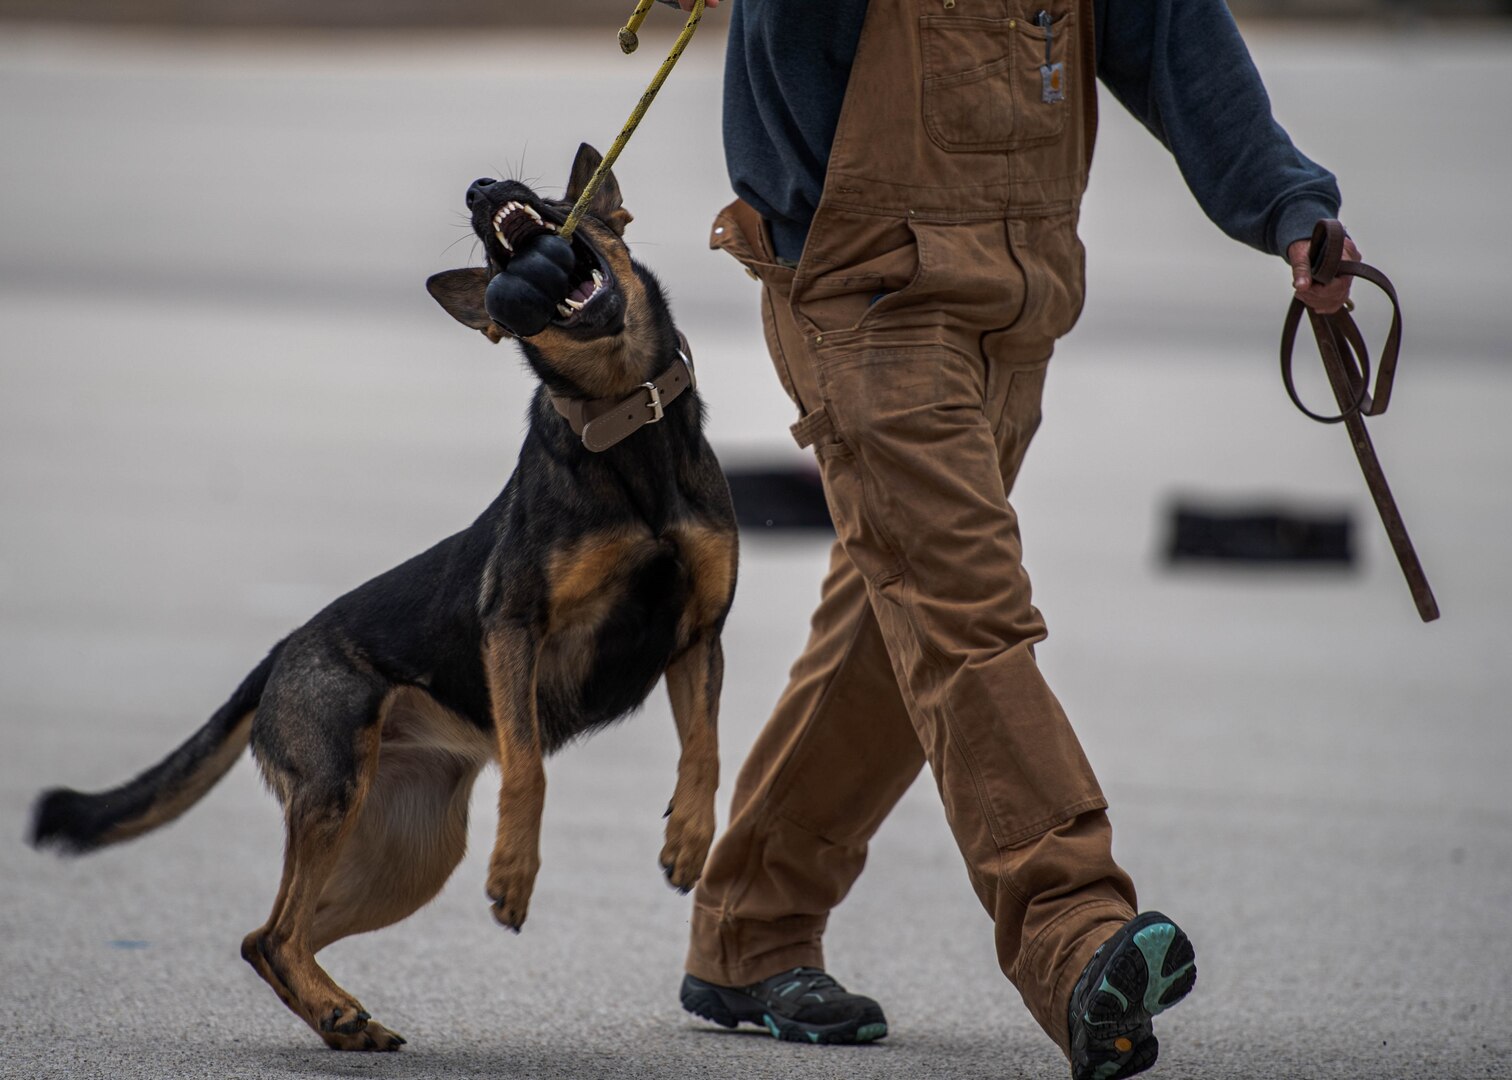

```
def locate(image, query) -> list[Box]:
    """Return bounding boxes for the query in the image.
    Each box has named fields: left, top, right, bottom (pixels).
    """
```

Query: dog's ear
left=426, top=268, right=510, bottom=342
left=565, top=142, right=634, bottom=237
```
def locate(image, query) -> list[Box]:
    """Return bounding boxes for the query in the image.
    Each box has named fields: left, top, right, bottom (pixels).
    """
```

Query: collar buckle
left=641, top=381, right=665, bottom=424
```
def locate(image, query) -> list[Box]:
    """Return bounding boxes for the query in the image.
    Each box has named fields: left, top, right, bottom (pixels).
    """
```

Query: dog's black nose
left=466, top=178, right=499, bottom=211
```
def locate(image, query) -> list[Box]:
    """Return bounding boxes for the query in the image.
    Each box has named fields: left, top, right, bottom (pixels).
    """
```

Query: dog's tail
left=28, top=640, right=286, bottom=855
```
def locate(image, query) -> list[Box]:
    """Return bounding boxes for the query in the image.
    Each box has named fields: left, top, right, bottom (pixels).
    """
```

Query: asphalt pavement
left=1, top=20, right=1510, bottom=1080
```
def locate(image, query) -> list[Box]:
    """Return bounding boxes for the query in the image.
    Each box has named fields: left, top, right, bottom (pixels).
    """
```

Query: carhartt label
left=1041, top=62, right=1065, bottom=104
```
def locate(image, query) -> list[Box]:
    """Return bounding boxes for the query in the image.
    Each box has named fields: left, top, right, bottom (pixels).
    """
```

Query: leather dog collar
left=549, top=333, right=697, bottom=453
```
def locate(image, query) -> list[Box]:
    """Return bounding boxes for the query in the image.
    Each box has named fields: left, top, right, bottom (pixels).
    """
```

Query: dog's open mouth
left=488, top=200, right=612, bottom=327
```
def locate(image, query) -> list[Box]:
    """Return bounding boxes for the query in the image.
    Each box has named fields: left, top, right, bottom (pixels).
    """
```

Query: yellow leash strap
left=559, top=0, right=706, bottom=240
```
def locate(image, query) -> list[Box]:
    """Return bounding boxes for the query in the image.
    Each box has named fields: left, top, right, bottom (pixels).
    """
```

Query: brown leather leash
left=1279, top=219, right=1439, bottom=622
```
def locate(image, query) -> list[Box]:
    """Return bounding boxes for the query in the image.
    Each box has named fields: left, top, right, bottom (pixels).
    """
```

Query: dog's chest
left=535, top=523, right=733, bottom=732
left=543, top=524, right=732, bottom=642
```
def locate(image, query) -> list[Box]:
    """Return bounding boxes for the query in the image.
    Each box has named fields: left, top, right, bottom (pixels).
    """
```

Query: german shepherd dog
left=29, top=144, right=738, bottom=1051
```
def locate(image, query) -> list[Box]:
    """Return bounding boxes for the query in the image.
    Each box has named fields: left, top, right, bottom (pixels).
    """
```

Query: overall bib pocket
left=919, top=6, right=1074, bottom=154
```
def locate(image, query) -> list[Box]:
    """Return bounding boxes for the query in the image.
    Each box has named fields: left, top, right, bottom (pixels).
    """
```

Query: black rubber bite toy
left=529, top=234, right=576, bottom=278
left=485, top=272, right=554, bottom=337
left=509, top=243, right=573, bottom=302
left=483, top=233, right=581, bottom=337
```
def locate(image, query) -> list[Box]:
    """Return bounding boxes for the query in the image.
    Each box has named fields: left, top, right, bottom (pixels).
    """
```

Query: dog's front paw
left=486, top=853, right=540, bottom=932
left=659, top=811, right=714, bottom=895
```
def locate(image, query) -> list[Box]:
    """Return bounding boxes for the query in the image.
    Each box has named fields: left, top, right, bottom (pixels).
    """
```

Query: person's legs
left=693, top=205, right=1154, bottom=1059
left=781, top=271, right=1137, bottom=1050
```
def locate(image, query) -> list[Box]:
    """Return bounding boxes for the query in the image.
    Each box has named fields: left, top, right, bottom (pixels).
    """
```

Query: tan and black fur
left=29, top=144, right=738, bottom=1052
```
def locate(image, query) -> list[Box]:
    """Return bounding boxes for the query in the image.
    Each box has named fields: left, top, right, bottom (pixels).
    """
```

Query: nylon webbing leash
left=1279, top=219, right=1440, bottom=623
left=559, top=0, right=706, bottom=240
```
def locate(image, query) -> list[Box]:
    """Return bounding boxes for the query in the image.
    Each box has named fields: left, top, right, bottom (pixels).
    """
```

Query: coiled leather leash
left=1279, top=219, right=1439, bottom=622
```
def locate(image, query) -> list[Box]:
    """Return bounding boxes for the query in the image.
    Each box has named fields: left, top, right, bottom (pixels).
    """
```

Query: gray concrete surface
left=2, top=20, right=1510, bottom=1080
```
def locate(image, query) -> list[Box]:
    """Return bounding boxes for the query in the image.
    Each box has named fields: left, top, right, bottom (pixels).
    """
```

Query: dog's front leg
left=661, top=635, right=722, bottom=893
left=483, top=626, right=545, bottom=931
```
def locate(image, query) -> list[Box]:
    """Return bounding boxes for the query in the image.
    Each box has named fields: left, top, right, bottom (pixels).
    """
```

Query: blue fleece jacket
left=718, top=0, right=1341, bottom=263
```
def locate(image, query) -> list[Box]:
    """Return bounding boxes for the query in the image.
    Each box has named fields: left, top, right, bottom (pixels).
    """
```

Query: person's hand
left=1287, top=232, right=1360, bottom=315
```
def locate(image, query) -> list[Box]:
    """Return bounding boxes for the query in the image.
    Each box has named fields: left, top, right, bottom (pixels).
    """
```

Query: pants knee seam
left=999, top=797, right=1110, bottom=851
left=771, top=805, right=869, bottom=847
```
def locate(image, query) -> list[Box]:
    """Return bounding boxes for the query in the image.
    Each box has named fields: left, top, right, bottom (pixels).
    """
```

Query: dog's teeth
left=523, top=205, right=543, bottom=224
left=592, top=269, right=603, bottom=286
left=565, top=297, right=584, bottom=311
left=495, top=229, right=512, bottom=253
left=557, top=302, right=573, bottom=318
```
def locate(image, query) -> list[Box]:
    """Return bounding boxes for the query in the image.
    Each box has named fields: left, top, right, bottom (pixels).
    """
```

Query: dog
left=29, top=143, right=738, bottom=1052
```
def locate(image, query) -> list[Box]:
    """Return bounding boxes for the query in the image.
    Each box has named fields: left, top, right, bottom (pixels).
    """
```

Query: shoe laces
left=761, top=966, right=844, bottom=1001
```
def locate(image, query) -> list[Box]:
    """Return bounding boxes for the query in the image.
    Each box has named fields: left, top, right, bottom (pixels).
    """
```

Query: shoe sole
left=1070, top=912, right=1196, bottom=1080
left=680, top=977, right=888, bottom=1045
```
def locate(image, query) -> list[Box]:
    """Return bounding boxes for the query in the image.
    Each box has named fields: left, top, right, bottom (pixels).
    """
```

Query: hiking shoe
left=680, top=966, right=888, bottom=1044
left=1067, top=911, right=1196, bottom=1080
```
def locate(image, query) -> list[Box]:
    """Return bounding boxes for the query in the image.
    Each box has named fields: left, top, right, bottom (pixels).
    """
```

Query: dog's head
left=428, top=144, right=673, bottom=399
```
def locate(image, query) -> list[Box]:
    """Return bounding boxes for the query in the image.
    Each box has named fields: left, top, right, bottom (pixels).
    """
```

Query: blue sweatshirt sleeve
left=1094, top=0, right=1342, bottom=257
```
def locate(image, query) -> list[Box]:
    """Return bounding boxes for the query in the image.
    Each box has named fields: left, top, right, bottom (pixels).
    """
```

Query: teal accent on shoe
left=856, top=1022, right=889, bottom=1042
left=1097, top=974, right=1129, bottom=1011
left=1080, top=974, right=1129, bottom=1028
left=1133, top=922, right=1195, bottom=1015
left=807, top=1031, right=820, bottom=1043
left=763, top=1014, right=782, bottom=1039
left=1093, top=1062, right=1123, bottom=1080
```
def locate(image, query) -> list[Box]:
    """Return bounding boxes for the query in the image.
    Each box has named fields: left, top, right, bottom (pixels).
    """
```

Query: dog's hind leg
left=294, top=714, right=484, bottom=1051
left=240, top=657, right=401, bottom=1050
left=661, top=635, right=722, bottom=893
left=308, top=692, right=487, bottom=953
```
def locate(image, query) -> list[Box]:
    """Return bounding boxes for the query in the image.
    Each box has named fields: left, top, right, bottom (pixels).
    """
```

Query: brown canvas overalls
left=689, top=0, right=1137, bottom=1051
